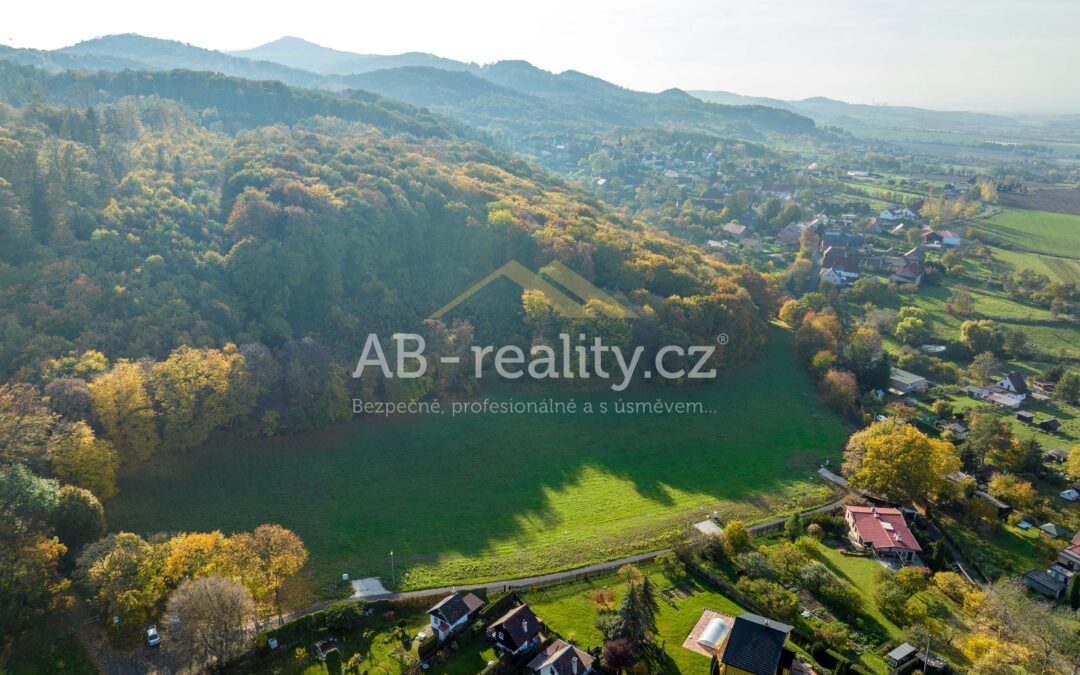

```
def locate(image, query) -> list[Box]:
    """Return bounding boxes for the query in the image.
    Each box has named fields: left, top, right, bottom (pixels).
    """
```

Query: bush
left=895, top=567, right=929, bottom=595
left=324, top=600, right=365, bottom=631
left=735, top=551, right=775, bottom=580
left=932, top=571, right=970, bottom=603
left=735, top=577, right=798, bottom=621
left=806, top=513, right=847, bottom=538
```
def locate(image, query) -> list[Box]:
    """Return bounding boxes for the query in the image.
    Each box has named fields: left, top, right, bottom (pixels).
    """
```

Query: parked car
left=145, top=626, right=161, bottom=647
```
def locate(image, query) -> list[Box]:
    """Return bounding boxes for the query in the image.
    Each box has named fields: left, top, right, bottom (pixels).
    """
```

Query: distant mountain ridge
left=228, top=36, right=475, bottom=75
left=689, top=89, right=1026, bottom=133
left=0, top=34, right=817, bottom=143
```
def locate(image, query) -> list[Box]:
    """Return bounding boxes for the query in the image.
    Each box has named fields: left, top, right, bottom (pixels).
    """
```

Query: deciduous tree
left=846, top=420, right=960, bottom=503
left=166, top=575, right=256, bottom=669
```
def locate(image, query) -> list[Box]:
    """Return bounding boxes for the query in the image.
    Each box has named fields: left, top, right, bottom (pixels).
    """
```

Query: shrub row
left=256, top=600, right=368, bottom=650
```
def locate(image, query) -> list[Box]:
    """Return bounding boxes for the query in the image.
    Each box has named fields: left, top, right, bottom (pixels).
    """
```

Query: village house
left=526, top=639, right=593, bottom=675
left=879, top=206, right=917, bottom=221
left=762, top=183, right=795, bottom=200
left=889, top=262, right=925, bottom=286
left=720, top=613, right=798, bottom=675
left=820, top=268, right=857, bottom=287
left=722, top=223, right=748, bottom=238
left=889, top=367, right=927, bottom=394
left=681, top=610, right=810, bottom=674
left=426, top=592, right=486, bottom=642
left=487, top=604, right=543, bottom=656
left=777, top=222, right=805, bottom=247
left=1056, top=530, right=1080, bottom=570
left=844, top=505, right=923, bottom=564
left=995, top=372, right=1029, bottom=400
left=940, top=422, right=969, bottom=440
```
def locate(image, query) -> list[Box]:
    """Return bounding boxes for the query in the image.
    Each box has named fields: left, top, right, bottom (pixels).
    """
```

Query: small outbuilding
left=1039, top=418, right=1062, bottom=432
left=1045, top=448, right=1069, bottom=464
left=1040, top=522, right=1070, bottom=539
left=1017, top=411, right=1035, bottom=424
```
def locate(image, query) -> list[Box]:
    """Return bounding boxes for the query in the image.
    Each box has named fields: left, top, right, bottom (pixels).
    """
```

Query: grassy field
left=107, top=327, right=846, bottom=596
left=973, top=208, right=1080, bottom=257
left=879, top=282, right=1080, bottom=361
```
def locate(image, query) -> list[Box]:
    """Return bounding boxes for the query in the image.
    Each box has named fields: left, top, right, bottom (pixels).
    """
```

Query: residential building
left=844, top=506, right=923, bottom=564
left=720, top=613, right=796, bottom=675
left=879, top=206, right=917, bottom=221
left=995, top=372, right=1029, bottom=400
left=427, top=592, right=485, bottom=642
left=488, top=604, right=543, bottom=655
left=526, top=639, right=593, bottom=675
left=1056, top=530, right=1080, bottom=570
left=889, top=368, right=928, bottom=394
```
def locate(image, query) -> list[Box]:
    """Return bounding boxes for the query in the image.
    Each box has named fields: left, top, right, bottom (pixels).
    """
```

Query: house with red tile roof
left=844, top=505, right=922, bottom=564
left=1057, top=529, right=1080, bottom=571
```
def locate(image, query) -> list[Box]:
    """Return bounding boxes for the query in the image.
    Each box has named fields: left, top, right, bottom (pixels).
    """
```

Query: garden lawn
left=523, top=565, right=748, bottom=674
left=107, top=326, right=846, bottom=598
left=936, top=513, right=1063, bottom=578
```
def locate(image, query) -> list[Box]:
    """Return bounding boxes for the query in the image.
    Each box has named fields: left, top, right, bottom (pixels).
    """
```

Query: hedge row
left=256, top=600, right=371, bottom=650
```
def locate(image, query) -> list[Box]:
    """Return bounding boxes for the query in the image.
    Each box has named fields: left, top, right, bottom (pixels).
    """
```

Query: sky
left=5, top=0, right=1080, bottom=114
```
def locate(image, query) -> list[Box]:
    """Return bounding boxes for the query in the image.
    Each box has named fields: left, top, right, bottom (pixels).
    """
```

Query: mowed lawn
left=107, top=327, right=845, bottom=594
left=976, top=208, right=1080, bottom=257
left=523, top=564, right=749, bottom=674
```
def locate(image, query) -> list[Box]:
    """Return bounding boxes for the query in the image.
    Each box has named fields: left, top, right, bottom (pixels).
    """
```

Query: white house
left=820, top=267, right=859, bottom=287
left=426, top=592, right=485, bottom=642
left=879, top=206, right=917, bottom=221
left=995, top=372, right=1029, bottom=400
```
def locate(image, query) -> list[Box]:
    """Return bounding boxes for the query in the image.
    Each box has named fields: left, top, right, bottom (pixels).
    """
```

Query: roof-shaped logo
left=428, top=260, right=637, bottom=320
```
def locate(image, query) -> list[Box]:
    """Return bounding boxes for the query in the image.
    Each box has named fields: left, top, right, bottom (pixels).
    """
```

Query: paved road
left=350, top=549, right=670, bottom=601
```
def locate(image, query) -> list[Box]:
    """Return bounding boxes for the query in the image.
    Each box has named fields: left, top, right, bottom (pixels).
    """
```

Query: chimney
left=522, top=618, right=528, bottom=634
left=572, top=656, right=579, bottom=674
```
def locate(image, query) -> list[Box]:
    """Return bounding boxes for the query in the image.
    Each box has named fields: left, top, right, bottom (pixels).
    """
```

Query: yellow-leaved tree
left=88, top=361, right=159, bottom=465
left=47, top=421, right=119, bottom=499
left=844, top=420, right=960, bottom=504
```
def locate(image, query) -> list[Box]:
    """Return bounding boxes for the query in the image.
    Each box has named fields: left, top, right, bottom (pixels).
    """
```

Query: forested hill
left=342, top=63, right=816, bottom=140
left=0, top=65, right=778, bottom=422
left=0, top=61, right=466, bottom=138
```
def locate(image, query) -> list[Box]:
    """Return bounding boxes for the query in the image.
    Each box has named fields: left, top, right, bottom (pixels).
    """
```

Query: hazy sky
left=6, top=0, right=1079, bottom=113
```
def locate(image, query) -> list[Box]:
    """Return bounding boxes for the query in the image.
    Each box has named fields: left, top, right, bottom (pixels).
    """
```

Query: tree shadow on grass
left=815, top=552, right=893, bottom=642
left=109, top=327, right=847, bottom=586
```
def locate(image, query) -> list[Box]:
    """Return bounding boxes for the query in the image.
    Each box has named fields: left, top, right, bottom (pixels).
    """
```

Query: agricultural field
left=972, top=208, right=1080, bottom=257
left=106, top=327, right=846, bottom=598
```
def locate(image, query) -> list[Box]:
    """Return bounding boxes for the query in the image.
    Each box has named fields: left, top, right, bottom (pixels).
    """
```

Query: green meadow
left=975, top=208, right=1080, bottom=257
left=107, top=327, right=846, bottom=596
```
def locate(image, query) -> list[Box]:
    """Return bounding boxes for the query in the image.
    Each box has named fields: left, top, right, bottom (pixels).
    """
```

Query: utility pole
left=390, top=551, right=396, bottom=588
